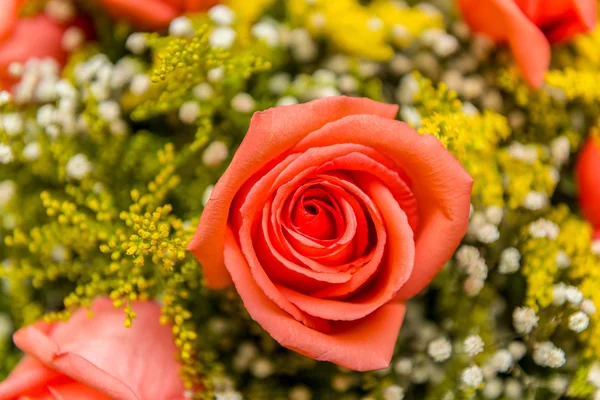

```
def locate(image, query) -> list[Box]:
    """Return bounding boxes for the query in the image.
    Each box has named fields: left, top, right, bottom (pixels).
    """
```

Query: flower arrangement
left=0, top=0, right=600, bottom=399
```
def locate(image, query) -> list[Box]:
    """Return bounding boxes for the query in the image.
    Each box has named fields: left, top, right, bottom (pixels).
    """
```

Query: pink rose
left=97, top=0, right=220, bottom=30
left=0, top=297, right=185, bottom=400
left=188, top=96, right=473, bottom=371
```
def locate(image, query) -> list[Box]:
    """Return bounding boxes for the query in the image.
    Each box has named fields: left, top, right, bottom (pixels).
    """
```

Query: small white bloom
left=592, top=240, right=600, bottom=255
left=556, top=251, right=571, bottom=268
left=461, top=366, right=483, bottom=388
left=310, top=86, right=340, bottom=99
left=508, top=341, right=527, bottom=360
left=552, top=283, right=567, bottom=306
left=428, top=337, right=452, bottom=362
left=169, top=16, right=195, bottom=38
left=130, top=74, right=150, bottom=96
left=268, top=73, right=291, bottom=95
left=325, top=55, right=349, bottom=74
left=513, top=306, right=538, bottom=334
left=98, top=101, right=121, bottom=122
left=126, top=33, right=146, bottom=54
left=382, top=385, right=404, bottom=400
left=202, top=141, right=229, bottom=167
left=208, top=67, right=224, bottom=82
left=277, top=96, right=298, bottom=106
left=0, top=91, right=12, bottom=105
left=504, top=379, right=522, bottom=399
left=209, top=5, right=235, bottom=25
left=56, top=80, right=77, bottom=99
left=581, top=299, right=596, bottom=315
left=464, top=277, right=484, bottom=296
left=37, top=105, right=56, bottom=128
left=400, top=105, right=421, bottom=128
left=389, top=54, right=412, bottom=75
left=507, top=142, right=538, bottom=164
left=488, top=350, right=512, bottom=373
left=433, top=33, right=459, bottom=57
left=523, top=191, right=548, bottom=210
left=464, top=335, right=485, bottom=357
left=309, top=13, right=326, bottom=29
left=568, top=311, right=589, bottom=333
left=193, top=83, right=215, bottom=101
left=110, top=119, right=128, bottom=136
left=45, top=0, right=75, bottom=22
left=498, top=247, right=520, bottom=274
left=481, top=90, right=503, bottom=111
left=533, top=341, right=565, bottom=368
left=394, top=358, right=412, bottom=375
left=62, top=26, right=85, bottom=51
left=548, top=375, right=569, bottom=394
left=338, top=75, right=358, bottom=93
left=0, top=313, right=13, bottom=339
left=366, top=17, right=384, bottom=31
left=313, top=69, right=336, bottom=86
left=588, top=363, right=600, bottom=388
left=396, top=74, right=419, bottom=104
left=252, top=21, right=279, bottom=47
left=0, top=180, right=16, bottom=208
left=483, top=379, right=503, bottom=399
left=565, top=285, right=583, bottom=305
left=210, top=27, right=236, bottom=48
left=250, top=358, right=274, bottom=379
left=179, top=102, right=200, bottom=124
left=0, top=144, right=14, bottom=164
left=462, top=102, right=479, bottom=116
left=392, top=24, right=411, bottom=43
left=66, top=153, right=92, bottom=180
left=51, top=245, right=67, bottom=263
left=477, top=223, right=500, bottom=244
left=289, top=386, right=311, bottom=400
left=550, top=136, right=570, bottom=167
left=462, top=77, right=485, bottom=99
left=0, top=113, right=23, bottom=136
left=231, top=93, right=255, bottom=113
left=485, top=206, right=504, bottom=225
left=529, top=219, right=559, bottom=240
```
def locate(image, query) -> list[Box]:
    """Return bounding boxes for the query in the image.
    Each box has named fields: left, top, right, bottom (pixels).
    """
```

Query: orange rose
left=188, top=97, right=473, bottom=371
left=457, top=0, right=597, bottom=87
left=576, top=137, right=600, bottom=239
left=97, top=0, right=219, bottom=30
left=0, top=0, right=89, bottom=91
left=0, top=297, right=185, bottom=400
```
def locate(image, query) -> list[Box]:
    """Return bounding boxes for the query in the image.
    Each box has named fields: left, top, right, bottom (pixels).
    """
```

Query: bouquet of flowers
left=1, top=0, right=600, bottom=399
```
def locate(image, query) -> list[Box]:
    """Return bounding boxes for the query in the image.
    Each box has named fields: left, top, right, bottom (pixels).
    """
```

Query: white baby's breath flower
left=513, top=307, right=538, bottom=334
left=464, top=335, right=485, bottom=357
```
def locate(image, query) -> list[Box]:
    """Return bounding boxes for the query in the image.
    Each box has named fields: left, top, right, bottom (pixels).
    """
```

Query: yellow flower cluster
left=414, top=75, right=510, bottom=207
left=286, top=0, right=442, bottom=61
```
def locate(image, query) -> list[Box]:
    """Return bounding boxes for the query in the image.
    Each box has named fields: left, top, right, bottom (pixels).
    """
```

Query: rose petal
left=98, top=0, right=180, bottom=30
left=0, top=356, right=59, bottom=399
left=577, top=138, right=600, bottom=233
left=276, top=173, right=414, bottom=321
left=0, top=15, right=68, bottom=87
left=458, top=0, right=550, bottom=87
left=544, top=0, right=597, bottom=42
left=224, top=227, right=406, bottom=371
left=0, top=0, right=19, bottom=42
left=11, top=298, right=184, bottom=400
left=291, top=115, right=473, bottom=299
left=47, top=380, right=110, bottom=400
left=188, top=97, right=398, bottom=288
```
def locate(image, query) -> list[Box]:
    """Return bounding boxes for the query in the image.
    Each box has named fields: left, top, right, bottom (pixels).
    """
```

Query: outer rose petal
left=5, top=298, right=184, bottom=400
left=458, top=0, right=550, bottom=87
left=0, top=0, right=19, bottom=41
left=544, top=0, right=597, bottom=43
left=290, top=115, right=473, bottom=299
left=188, top=96, right=398, bottom=288
left=0, top=356, right=59, bottom=399
left=0, top=15, right=68, bottom=89
left=576, top=138, right=600, bottom=236
left=223, top=228, right=407, bottom=371
left=97, top=0, right=180, bottom=30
